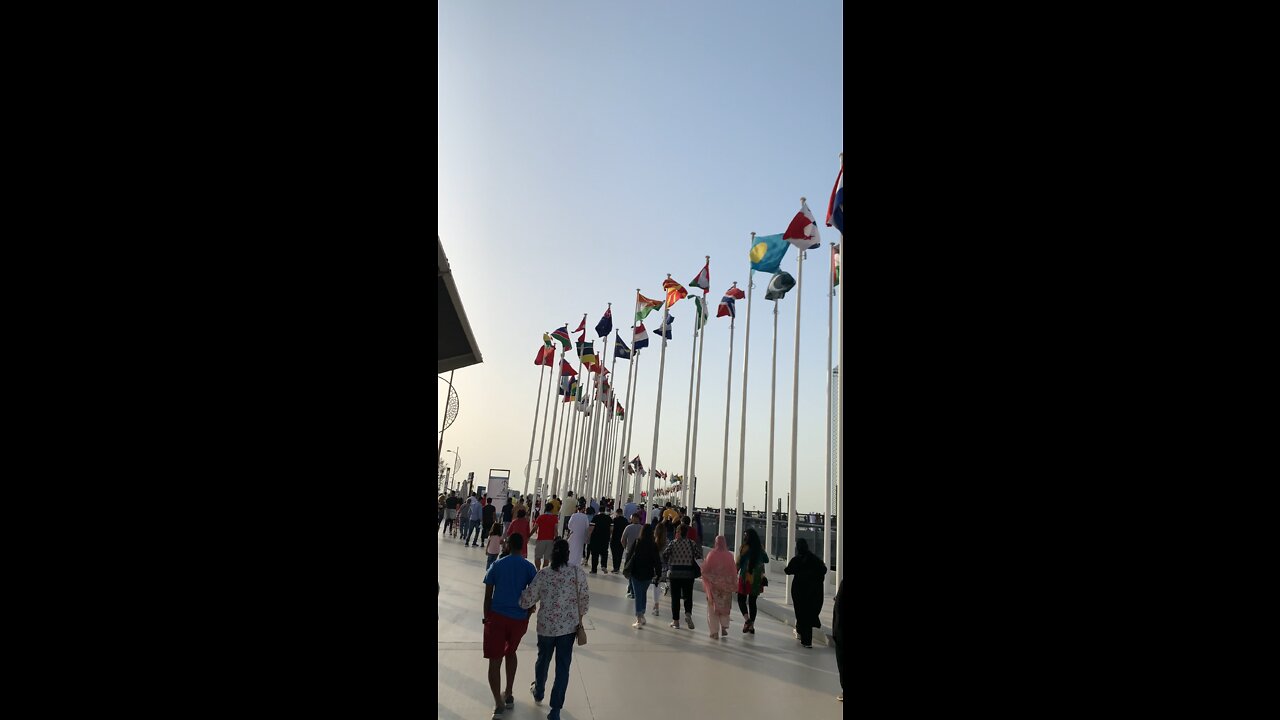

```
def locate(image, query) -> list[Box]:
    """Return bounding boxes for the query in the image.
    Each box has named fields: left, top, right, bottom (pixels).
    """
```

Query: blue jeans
left=631, top=578, right=651, bottom=615
left=533, top=632, right=576, bottom=715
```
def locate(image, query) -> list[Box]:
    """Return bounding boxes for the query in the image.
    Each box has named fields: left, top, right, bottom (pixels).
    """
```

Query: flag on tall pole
left=689, top=260, right=710, bottom=291
left=560, top=359, right=578, bottom=377
left=647, top=275, right=675, bottom=506
left=657, top=313, right=675, bottom=340
left=523, top=354, right=550, bottom=497
left=718, top=284, right=745, bottom=318
left=573, top=317, right=586, bottom=333
left=534, top=334, right=556, bottom=366
left=718, top=281, right=741, bottom=539
left=634, top=323, right=650, bottom=350
left=783, top=198, right=822, bottom=250
left=749, top=233, right=790, bottom=273
left=686, top=258, right=711, bottom=510
left=551, top=325, right=571, bottom=349
left=835, top=153, right=844, bottom=588
left=595, top=305, right=613, bottom=338
left=827, top=159, right=845, bottom=235
left=636, top=293, right=663, bottom=322
left=663, top=277, right=688, bottom=308
left=832, top=243, right=841, bottom=287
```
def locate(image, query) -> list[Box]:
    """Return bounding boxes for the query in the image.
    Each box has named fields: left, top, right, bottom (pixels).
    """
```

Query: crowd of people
left=441, top=489, right=846, bottom=719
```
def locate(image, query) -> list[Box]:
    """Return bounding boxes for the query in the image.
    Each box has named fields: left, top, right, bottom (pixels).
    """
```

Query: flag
left=632, top=456, right=646, bottom=476
left=560, top=359, right=578, bottom=377
left=597, top=379, right=612, bottom=405
left=563, top=378, right=579, bottom=402
left=657, top=313, right=675, bottom=340
left=595, top=307, right=612, bottom=338
left=534, top=343, right=555, bottom=366
left=614, top=335, right=632, bottom=360
left=826, top=166, right=843, bottom=227
left=832, top=244, right=840, bottom=287
left=693, top=296, right=707, bottom=332
left=579, top=342, right=597, bottom=366
left=765, top=271, right=796, bottom=301
left=577, top=329, right=586, bottom=345
left=749, top=233, right=790, bottom=273
left=717, top=285, right=745, bottom=318
left=558, top=376, right=572, bottom=395
left=634, top=324, right=650, bottom=350
left=551, top=326, right=571, bottom=349
left=636, top=292, right=664, bottom=323
left=784, top=199, right=821, bottom=250
left=827, top=165, right=845, bottom=235
left=689, top=261, right=710, bottom=291
left=573, top=317, right=586, bottom=333
left=615, top=401, right=624, bottom=418
left=663, top=277, right=687, bottom=308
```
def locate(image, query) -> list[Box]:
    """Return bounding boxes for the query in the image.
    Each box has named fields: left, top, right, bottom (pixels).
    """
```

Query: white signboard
left=488, top=469, right=511, bottom=505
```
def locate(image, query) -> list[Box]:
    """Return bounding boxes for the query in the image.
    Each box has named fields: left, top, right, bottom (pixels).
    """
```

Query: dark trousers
left=533, top=632, right=576, bottom=711
left=590, top=544, right=608, bottom=572
left=737, top=592, right=758, bottom=622
left=670, top=578, right=694, bottom=620
left=610, top=540, right=624, bottom=571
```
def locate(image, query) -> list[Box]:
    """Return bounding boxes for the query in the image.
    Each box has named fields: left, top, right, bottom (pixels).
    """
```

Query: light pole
left=446, top=449, right=461, bottom=492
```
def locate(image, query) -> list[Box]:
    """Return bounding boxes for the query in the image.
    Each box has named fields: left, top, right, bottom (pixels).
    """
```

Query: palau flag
left=749, top=233, right=790, bottom=273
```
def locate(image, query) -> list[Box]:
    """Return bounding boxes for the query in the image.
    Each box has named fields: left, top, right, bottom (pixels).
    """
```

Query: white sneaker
left=632, top=618, right=643, bottom=629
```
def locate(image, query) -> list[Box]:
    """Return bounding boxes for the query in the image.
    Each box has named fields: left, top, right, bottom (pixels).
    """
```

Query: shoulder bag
left=573, top=569, right=588, bottom=646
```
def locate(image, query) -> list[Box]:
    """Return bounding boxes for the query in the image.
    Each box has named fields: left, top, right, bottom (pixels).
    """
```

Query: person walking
left=484, top=523, right=505, bottom=571
left=625, top=524, right=660, bottom=628
left=661, top=523, right=703, bottom=629
left=444, top=491, right=459, bottom=535
left=701, top=534, right=738, bottom=639
left=501, top=498, right=514, bottom=527
left=531, top=502, right=560, bottom=570
left=736, top=528, right=769, bottom=634
left=783, top=538, right=828, bottom=648
left=482, top=498, right=497, bottom=540
left=588, top=506, right=612, bottom=574
left=565, top=503, right=591, bottom=568
left=467, top=495, right=485, bottom=546
left=559, top=492, right=576, bottom=535
left=482, top=534, right=537, bottom=719
left=519, top=538, right=589, bottom=720
left=651, top=515, right=668, bottom=616
left=620, top=513, right=644, bottom=598
left=504, top=508, right=532, bottom=559
left=609, top=509, right=627, bottom=574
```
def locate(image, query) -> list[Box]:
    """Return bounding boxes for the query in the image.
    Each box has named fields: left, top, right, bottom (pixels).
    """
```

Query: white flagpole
left=618, top=291, right=641, bottom=502
left=688, top=280, right=710, bottom=513
left=765, top=296, right=779, bottom=571
left=647, top=276, right=674, bottom=508
left=680, top=278, right=700, bottom=509
left=535, top=344, right=558, bottom=507
left=786, top=215, right=808, bottom=606
left=625, top=300, right=643, bottom=503
left=553, top=370, right=572, bottom=497
left=523, top=356, right=549, bottom=498
left=836, top=153, right=845, bottom=587
left=735, top=244, right=757, bottom=550
left=585, top=364, right=604, bottom=504
left=547, top=334, right=568, bottom=498
left=604, top=327, right=619, bottom=500
left=718, top=280, right=740, bottom=539
left=825, top=242, right=835, bottom=580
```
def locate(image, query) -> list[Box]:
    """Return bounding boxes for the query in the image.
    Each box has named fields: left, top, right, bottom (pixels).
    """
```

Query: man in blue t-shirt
left=482, top=534, right=537, bottom=718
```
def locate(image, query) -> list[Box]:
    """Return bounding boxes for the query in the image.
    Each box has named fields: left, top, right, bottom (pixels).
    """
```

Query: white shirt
left=566, top=512, right=591, bottom=543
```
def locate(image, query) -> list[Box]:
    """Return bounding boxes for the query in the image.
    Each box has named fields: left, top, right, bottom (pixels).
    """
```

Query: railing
left=690, top=509, right=837, bottom=568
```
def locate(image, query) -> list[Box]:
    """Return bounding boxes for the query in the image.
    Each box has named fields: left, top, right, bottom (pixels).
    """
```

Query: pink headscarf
left=701, top=535, right=738, bottom=603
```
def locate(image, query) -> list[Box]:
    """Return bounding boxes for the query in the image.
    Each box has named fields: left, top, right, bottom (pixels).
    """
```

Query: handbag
left=691, top=558, right=702, bottom=579
left=573, top=569, right=588, bottom=646
left=622, top=552, right=634, bottom=579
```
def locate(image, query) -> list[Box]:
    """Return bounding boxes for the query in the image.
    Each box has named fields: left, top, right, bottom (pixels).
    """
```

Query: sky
left=439, top=0, right=843, bottom=516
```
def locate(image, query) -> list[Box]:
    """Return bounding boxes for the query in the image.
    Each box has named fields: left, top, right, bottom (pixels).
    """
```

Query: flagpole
left=765, top=296, right=779, bottom=571
left=647, top=276, right=673, bottom=509
left=584, top=366, right=603, bottom=504
left=571, top=371, right=589, bottom=499
left=836, top=153, right=845, bottom=588
left=735, top=244, right=756, bottom=550
left=606, top=329, right=620, bottom=499
left=625, top=292, right=643, bottom=503
left=523, top=357, right=549, bottom=498
left=617, top=291, right=640, bottom=502
left=547, top=334, right=568, bottom=499
left=718, top=280, right=740, bottom=539
left=680, top=282, right=700, bottom=509
left=688, top=276, right=710, bottom=513
left=786, top=214, right=808, bottom=606
left=551, top=366, right=571, bottom=498
left=535, top=345, right=558, bottom=506
left=825, top=242, right=835, bottom=579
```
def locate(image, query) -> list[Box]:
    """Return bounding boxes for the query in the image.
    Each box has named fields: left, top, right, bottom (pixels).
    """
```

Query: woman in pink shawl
left=700, top=535, right=739, bottom=639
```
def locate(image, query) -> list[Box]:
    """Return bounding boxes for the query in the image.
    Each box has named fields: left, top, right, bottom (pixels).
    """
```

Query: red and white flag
left=784, top=199, right=821, bottom=250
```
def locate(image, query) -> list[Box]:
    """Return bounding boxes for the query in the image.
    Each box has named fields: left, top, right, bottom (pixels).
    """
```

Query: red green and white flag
left=689, top=260, right=710, bottom=291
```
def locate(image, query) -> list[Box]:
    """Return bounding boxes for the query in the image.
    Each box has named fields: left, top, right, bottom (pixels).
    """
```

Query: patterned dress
left=519, top=564, right=591, bottom=638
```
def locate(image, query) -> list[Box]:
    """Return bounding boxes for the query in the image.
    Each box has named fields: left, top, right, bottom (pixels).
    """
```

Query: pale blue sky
left=439, top=0, right=843, bottom=515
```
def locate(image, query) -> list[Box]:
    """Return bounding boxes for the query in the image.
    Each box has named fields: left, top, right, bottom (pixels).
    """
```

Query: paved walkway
left=437, top=533, right=842, bottom=720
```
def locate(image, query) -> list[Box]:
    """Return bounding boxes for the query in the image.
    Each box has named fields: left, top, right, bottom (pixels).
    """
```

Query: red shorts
left=483, top=612, right=529, bottom=658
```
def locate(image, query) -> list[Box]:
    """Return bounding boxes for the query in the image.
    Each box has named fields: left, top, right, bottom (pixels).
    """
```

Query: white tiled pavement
left=437, top=532, right=842, bottom=720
